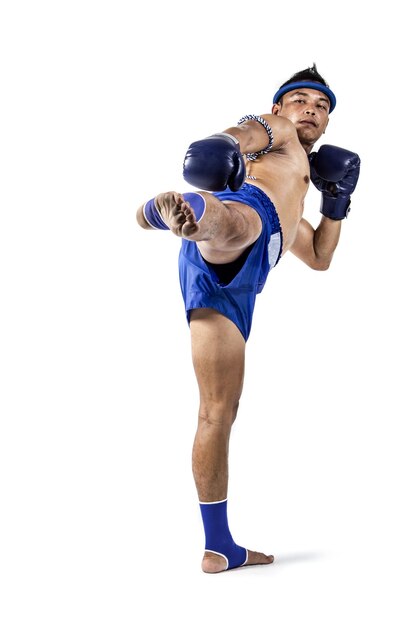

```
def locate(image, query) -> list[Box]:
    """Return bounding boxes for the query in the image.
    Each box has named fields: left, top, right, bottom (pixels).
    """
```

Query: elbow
left=316, top=261, right=331, bottom=271
left=310, top=246, right=335, bottom=271
left=311, top=256, right=332, bottom=271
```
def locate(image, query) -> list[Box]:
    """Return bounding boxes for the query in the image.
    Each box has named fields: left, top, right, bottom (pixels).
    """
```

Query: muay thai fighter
left=136, top=64, right=360, bottom=573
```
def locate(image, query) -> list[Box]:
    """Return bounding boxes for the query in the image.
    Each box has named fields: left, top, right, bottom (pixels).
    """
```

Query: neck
left=302, top=141, right=315, bottom=154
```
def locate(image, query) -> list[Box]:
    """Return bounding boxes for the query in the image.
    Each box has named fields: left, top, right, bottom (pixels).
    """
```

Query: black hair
left=279, top=63, right=329, bottom=89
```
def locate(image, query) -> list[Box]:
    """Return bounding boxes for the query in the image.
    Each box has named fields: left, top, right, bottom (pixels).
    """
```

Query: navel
left=304, top=175, right=309, bottom=184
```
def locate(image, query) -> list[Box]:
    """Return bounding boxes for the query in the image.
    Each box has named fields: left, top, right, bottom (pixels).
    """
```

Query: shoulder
left=260, top=113, right=298, bottom=143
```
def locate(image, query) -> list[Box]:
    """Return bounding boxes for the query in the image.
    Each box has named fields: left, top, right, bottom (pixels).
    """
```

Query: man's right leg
left=190, top=308, right=274, bottom=573
left=137, top=191, right=262, bottom=264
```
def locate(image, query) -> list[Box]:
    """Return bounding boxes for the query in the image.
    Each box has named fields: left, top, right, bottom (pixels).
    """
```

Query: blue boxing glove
left=309, top=144, right=361, bottom=220
left=183, top=133, right=246, bottom=192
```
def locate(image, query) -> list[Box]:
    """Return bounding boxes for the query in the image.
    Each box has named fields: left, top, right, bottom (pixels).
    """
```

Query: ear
left=272, top=102, right=282, bottom=116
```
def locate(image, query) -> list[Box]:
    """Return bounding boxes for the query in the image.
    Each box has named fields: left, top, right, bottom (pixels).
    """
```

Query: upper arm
left=223, top=114, right=297, bottom=155
left=261, top=114, right=298, bottom=150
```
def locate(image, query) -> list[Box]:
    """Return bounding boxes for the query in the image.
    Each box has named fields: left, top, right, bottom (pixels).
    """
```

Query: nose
left=305, top=109, right=315, bottom=116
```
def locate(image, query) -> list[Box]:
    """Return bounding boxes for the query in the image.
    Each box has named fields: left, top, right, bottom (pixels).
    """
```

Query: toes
left=246, top=550, right=274, bottom=566
left=173, top=192, right=184, bottom=205
left=182, top=205, right=197, bottom=223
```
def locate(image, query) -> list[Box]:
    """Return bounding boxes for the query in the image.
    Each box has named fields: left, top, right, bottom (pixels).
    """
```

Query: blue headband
left=272, top=81, right=336, bottom=113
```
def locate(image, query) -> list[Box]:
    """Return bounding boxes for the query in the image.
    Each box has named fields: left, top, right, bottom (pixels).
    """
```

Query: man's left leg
left=190, top=308, right=274, bottom=573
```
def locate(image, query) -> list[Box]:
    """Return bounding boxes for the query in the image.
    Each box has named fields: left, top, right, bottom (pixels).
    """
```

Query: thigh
left=197, top=193, right=262, bottom=265
left=190, top=308, right=245, bottom=409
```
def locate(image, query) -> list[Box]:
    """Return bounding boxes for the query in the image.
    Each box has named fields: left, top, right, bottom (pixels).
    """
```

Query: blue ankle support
left=143, top=192, right=206, bottom=230
left=199, top=499, right=248, bottom=570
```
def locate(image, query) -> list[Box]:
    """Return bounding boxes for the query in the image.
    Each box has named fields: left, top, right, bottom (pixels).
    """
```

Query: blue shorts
left=178, top=183, right=283, bottom=341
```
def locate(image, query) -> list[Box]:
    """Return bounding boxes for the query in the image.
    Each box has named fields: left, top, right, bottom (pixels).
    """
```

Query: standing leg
left=190, top=308, right=274, bottom=573
left=137, top=190, right=270, bottom=571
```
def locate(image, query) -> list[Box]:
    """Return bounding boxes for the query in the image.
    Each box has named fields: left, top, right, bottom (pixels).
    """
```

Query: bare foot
left=153, top=192, right=201, bottom=239
left=202, top=549, right=274, bottom=574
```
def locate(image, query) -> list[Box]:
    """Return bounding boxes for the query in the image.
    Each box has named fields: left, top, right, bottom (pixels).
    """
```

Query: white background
left=1, top=1, right=416, bottom=624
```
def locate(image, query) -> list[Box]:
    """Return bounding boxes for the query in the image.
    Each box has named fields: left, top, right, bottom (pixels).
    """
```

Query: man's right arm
left=223, top=114, right=297, bottom=156
left=183, top=115, right=297, bottom=192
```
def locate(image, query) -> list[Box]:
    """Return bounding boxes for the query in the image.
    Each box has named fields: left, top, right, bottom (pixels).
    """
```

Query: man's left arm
left=290, top=216, right=341, bottom=270
left=290, top=144, right=361, bottom=270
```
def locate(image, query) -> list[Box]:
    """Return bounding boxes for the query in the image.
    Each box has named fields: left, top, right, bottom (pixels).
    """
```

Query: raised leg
left=137, top=191, right=262, bottom=264
left=190, top=308, right=274, bottom=573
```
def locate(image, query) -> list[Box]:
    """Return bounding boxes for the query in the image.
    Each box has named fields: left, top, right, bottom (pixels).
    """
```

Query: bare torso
left=215, top=113, right=311, bottom=256
left=241, top=137, right=309, bottom=255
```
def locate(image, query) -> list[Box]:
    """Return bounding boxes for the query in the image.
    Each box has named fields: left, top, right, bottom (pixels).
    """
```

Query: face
left=272, top=87, right=330, bottom=145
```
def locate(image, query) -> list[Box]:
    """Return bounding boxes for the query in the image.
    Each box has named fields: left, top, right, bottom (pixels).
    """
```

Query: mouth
left=299, top=119, right=318, bottom=128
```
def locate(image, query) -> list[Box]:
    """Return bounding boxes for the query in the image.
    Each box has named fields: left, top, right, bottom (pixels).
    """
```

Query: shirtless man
left=136, top=65, right=360, bottom=573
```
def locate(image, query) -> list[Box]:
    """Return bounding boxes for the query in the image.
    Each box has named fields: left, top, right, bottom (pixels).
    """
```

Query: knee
left=198, top=400, right=240, bottom=430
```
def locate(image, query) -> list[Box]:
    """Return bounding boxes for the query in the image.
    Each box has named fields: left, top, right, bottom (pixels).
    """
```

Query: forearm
left=290, top=216, right=341, bottom=270
left=313, top=215, right=342, bottom=267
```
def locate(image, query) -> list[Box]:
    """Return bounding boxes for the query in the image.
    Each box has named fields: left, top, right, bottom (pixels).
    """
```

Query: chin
left=298, top=128, right=320, bottom=143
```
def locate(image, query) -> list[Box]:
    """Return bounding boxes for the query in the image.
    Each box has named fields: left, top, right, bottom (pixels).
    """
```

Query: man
left=137, top=65, right=360, bottom=573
